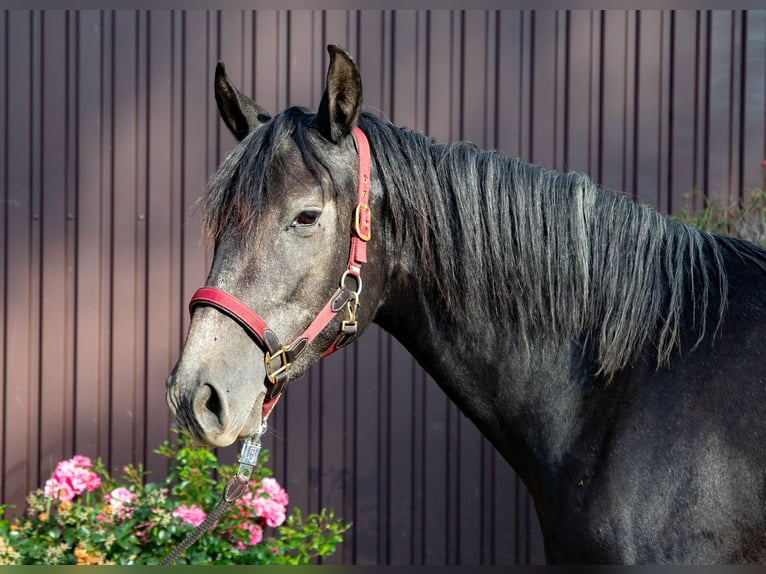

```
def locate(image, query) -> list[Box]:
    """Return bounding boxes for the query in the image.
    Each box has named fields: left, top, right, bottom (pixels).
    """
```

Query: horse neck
left=374, top=225, right=598, bottom=490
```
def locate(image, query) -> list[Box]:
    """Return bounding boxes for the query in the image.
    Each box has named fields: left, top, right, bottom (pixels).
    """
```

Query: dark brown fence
left=1, top=10, right=764, bottom=565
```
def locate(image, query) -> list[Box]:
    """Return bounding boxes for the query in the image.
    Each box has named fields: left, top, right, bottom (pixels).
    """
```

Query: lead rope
left=159, top=420, right=268, bottom=565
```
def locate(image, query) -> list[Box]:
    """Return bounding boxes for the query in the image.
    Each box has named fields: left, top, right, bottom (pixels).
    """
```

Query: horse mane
left=204, top=108, right=766, bottom=378
left=356, top=112, right=764, bottom=377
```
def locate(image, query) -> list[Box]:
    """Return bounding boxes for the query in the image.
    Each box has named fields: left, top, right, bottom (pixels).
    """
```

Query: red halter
left=188, top=126, right=372, bottom=419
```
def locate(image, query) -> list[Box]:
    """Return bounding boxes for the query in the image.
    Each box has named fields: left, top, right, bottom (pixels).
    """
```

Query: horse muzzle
left=165, top=361, right=266, bottom=448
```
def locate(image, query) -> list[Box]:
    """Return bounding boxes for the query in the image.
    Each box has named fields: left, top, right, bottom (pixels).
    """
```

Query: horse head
left=166, top=45, right=387, bottom=447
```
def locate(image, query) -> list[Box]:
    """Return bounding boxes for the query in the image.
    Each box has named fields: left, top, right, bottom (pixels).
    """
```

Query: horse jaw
left=165, top=306, right=268, bottom=447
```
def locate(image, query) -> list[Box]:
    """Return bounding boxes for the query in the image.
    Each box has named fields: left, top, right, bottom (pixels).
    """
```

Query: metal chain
left=159, top=421, right=268, bottom=565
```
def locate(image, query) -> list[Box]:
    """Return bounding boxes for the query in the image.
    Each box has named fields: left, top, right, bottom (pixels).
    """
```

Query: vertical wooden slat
left=565, top=11, right=592, bottom=174
left=658, top=11, right=672, bottom=214
left=64, top=8, right=78, bottom=473
left=670, top=11, right=699, bottom=213
left=253, top=10, right=280, bottom=110
left=728, top=11, right=744, bottom=203
left=530, top=11, right=556, bottom=168
left=357, top=10, right=384, bottom=120
left=588, top=12, right=603, bottom=181
left=600, top=10, right=629, bottom=192
left=110, top=10, right=139, bottom=474
left=4, top=10, right=34, bottom=510
left=170, top=9, right=184, bottom=376
left=741, top=10, right=765, bottom=198
left=351, top=324, right=383, bottom=564
left=134, top=8, right=149, bottom=473
left=695, top=11, right=710, bottom=211
left=144, top=9, right=175, bottom=477
left=552, top=11, right=567, bottom=172
left=39, top=10, right=70, bottom=480
left=74, top=10, right=109, bottom=462
left=0, top=9, right=7, bottom=500
left=635, top=11, right=663, bottom=207
left=706, top=10, right=733, bottom=203
left=519, top=11, right=533, bottom=163
left=624, top=10, right=637, bottom=200
left=29, top=10, right=42, bottom=491
left=496, top=11, right=523, bottom=158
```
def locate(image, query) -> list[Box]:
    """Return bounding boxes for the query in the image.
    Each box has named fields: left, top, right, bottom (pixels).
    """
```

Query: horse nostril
left=194, top=383, right=228, bottom=430
left=204, top=384, right=223, bottom=424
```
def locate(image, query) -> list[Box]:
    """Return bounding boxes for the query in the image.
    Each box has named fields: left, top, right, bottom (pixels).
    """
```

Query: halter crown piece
left=188, top=126, right=372, bottom=420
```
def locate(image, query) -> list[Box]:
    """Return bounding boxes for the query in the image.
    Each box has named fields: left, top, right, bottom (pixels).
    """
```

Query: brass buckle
left=341, top=291, right=360, bottom=335
left=354, top=204, right=371, bottom=241
left=264, top=345, right=290, bottom=385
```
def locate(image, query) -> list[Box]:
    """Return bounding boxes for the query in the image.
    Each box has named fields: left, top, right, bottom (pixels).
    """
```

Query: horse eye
left=293, top=209, right=321, bottom=227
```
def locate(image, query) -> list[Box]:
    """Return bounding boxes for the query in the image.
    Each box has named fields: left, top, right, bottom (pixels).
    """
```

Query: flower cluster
left=97, top=486, right=136, bottom=522
left=0, top=430, right=350, bottom=565
left=230, top=477, right=289, bottom=549
left=171, top=504, right=206, bottom=528
left=43, top=455, right=100, bottom=502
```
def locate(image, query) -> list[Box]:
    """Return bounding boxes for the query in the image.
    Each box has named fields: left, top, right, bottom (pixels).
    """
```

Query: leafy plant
left=0, top=430, right=350, bottom=565
left=673, top=188, right=766, bottom=247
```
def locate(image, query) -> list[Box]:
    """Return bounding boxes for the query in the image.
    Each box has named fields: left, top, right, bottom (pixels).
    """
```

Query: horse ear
left=214, top=61, right=271, bottom=141
left=316, top=44, right=363, bottom=143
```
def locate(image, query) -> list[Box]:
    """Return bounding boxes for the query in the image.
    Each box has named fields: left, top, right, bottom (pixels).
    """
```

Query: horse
left=165, top=44, right=766, bottom=564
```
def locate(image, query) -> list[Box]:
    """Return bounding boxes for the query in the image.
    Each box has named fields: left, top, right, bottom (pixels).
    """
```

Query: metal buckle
left=341, top=291, right=359, bottom=335
left=264, top=345, right=290, bottom=385
left=354, top=204, right=371, bottom=241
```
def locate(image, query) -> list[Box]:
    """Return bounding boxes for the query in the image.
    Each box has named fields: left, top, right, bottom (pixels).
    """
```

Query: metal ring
left=340, top=270, right=363, bottom=296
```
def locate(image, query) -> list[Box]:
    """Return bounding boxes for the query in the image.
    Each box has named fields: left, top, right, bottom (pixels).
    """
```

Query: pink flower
left=172, top=504, right=207, bottom=528
left=43, top=478, right=58, bottom=498
left=257, top=478, right=288, bottom=506
left=230, top=522, right=263, bottom=549
left=68, top=467, right=97, bottom=492
left=43, top=455, right=101, bottom=501
left=84, top=471, right=101, bottom=492
left=106, top=487, right=136, bottom=514
left=71, top=455, right=93, bottom=468
left=45, top=478, right=76, bottom=502
left=253, top=497, right=286, bottom=528
left=246, top=523, right=263, bottom=546
left=236, top=477, right=289, bottom=528
left=107, top=487, right=135, bottom=506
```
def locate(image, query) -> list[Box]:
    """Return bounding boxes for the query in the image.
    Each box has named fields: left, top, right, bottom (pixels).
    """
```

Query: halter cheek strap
left=188, top=126, right=372, bottom=419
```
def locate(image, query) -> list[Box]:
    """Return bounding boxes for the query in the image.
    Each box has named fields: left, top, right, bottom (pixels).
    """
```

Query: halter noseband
left=188, top=126, right=372, bottom=419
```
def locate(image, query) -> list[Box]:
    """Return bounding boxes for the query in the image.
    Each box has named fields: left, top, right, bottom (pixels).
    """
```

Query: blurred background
left=0, top=9, right=764, bottom=565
